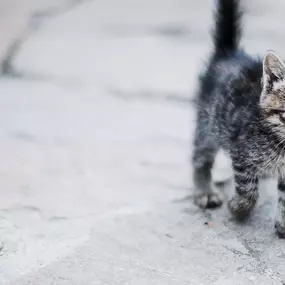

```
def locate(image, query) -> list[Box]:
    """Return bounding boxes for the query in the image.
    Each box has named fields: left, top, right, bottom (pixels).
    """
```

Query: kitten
left=192, top=0, right=285, bottom=237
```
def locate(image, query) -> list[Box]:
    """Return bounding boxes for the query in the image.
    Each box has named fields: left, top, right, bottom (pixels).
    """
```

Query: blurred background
left=1, top=0, right=285, bottom=284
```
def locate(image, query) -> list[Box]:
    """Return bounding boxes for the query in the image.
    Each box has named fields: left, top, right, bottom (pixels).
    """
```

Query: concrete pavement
left=1, top=0, right=285, bottom=284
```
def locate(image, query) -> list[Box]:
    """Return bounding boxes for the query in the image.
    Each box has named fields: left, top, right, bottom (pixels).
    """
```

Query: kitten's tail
left=213, top=0, right=242, bottom=58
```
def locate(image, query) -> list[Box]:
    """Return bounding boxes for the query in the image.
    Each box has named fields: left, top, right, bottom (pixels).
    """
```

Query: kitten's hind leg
left=275, top=179, right=285, bottom=238
left=192, top=146, right=222, bottom=209
left=228, top=160, right=259, bottom=219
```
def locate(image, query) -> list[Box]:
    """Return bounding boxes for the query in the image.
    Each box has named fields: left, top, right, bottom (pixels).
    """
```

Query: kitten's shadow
left=214, top=177, right=276, bottom=224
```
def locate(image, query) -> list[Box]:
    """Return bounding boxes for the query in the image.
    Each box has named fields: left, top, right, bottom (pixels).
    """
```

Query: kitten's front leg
left=275, top=179, right=285, bottom=238
left=228, top=161, right=259, bottom=219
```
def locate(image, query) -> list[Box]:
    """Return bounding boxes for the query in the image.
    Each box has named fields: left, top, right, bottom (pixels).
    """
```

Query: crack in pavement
left=31, top=0, right=93, bottom=21
left=107, top=87, right=194, bottom=105
left=1, top=0, right=93, bottom=76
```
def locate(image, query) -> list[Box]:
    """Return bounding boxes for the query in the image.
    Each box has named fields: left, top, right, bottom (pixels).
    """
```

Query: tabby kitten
left=192, top=0, right=285, bottom=237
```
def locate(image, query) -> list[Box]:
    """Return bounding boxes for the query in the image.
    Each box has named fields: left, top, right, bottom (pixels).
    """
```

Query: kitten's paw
left=275, top=221, right=285, bottom=238
left=195, top=193, right=223, bottom=209
left=228, top=197, right=255, bottom=220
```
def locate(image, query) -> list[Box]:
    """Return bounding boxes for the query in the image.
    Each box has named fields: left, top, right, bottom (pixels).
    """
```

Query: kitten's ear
left=262, top=51, right=285, bottom=92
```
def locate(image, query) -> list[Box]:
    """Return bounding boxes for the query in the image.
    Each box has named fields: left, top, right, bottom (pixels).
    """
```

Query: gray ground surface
left=1, top=0, right=285, bottom=284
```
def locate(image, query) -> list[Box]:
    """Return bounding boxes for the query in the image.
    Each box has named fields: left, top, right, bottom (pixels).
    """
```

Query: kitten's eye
left=268, top=108, right=284, bottom=115
left=268, top=108, right=285, bottom=123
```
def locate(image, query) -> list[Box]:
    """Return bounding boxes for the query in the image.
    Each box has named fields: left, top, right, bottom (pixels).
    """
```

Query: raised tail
left=213, top=0, right=242, bottom=57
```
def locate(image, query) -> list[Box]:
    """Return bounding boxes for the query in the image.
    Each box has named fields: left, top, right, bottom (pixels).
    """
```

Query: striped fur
left=193, top=0, right=285, bottom=236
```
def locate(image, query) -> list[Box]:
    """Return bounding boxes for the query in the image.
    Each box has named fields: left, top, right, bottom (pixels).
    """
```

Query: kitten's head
left=261, top=51, right=285, bottom=131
